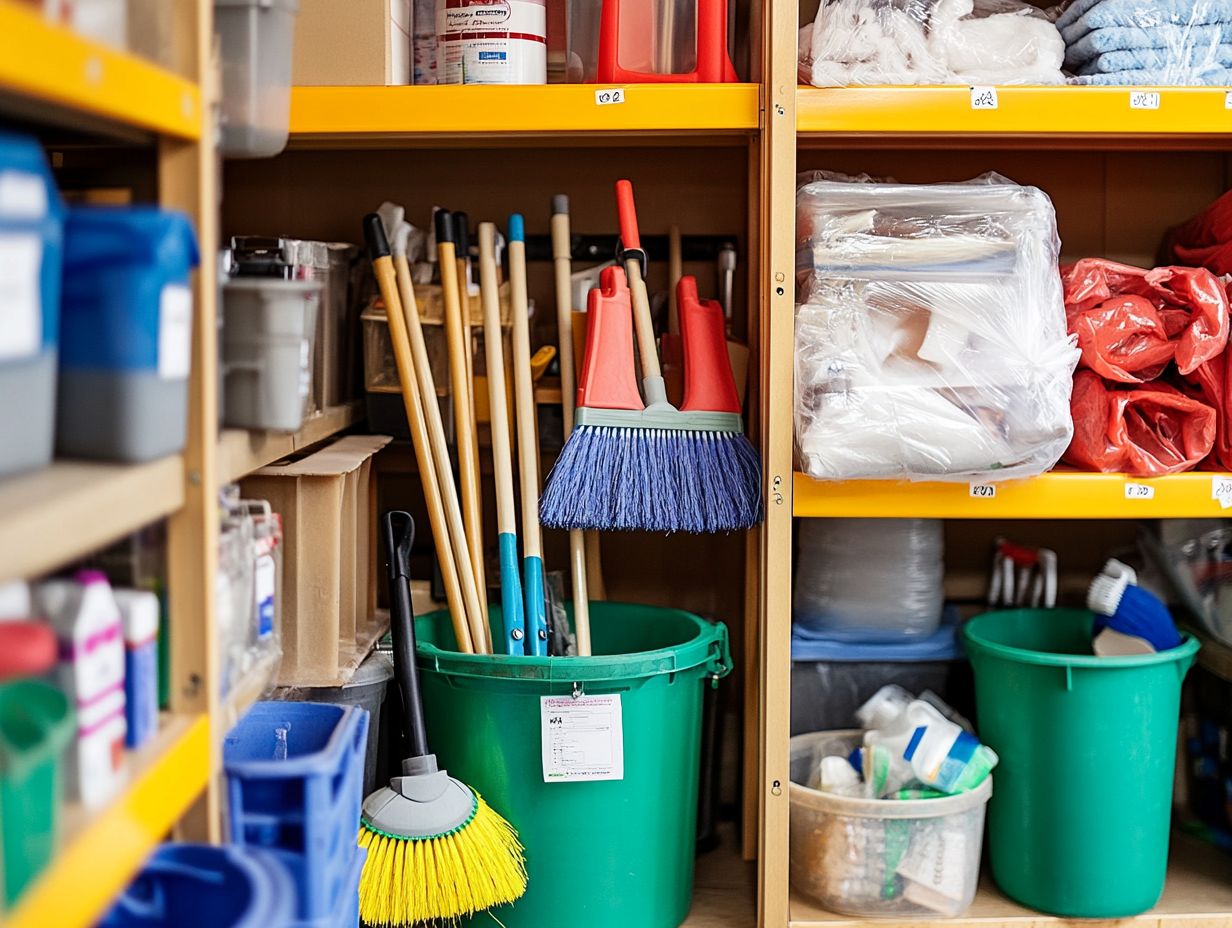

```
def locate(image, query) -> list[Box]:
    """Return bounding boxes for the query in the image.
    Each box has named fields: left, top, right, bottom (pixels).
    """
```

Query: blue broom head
left=541, top=425, right=763, bottom=533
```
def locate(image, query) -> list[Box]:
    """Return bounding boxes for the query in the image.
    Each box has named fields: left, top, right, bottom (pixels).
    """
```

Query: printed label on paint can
left=436, top=0, right=547, bottom=84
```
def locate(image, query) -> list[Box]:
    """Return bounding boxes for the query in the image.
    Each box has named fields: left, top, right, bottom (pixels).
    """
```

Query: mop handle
left=615, top=179, right=664, bottom=384
left=382, top=511, right=431, bottom=759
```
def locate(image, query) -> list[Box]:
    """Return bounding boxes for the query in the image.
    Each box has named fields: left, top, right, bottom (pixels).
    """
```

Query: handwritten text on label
left=970, top=86, right=998, bottom=110
left=1124, top=483, right=1154, bottom=500
left=595, top=88, right=625, bottom=106
left=1130, top=91, right=1161, bottom=110
left=969, top=484, right=997, bottom=499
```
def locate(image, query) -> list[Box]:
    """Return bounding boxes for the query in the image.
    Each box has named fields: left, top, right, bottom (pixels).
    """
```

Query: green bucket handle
left=707, top=622, right=733, bottom=681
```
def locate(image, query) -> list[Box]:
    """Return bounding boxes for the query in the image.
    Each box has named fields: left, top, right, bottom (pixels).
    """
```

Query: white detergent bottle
left=38, top=571, right=127, bottom=808
left=899, top=700, right=997, bottom=794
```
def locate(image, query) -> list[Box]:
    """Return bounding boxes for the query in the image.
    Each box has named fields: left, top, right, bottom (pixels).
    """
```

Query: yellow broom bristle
left=357, top=791, right=527, bottom=927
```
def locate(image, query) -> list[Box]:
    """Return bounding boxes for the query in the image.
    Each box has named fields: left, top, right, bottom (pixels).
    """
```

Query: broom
left=358, top=510, right=526, bottom=926
left=539, top=179, right=762, bottom=533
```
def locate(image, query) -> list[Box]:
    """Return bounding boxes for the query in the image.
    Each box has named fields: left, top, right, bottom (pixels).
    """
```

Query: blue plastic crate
left=292, top=845, right=365, bottom=928
left=99, top=843, right=296, bottom=928
left=223, top=701, right=369, bottom=923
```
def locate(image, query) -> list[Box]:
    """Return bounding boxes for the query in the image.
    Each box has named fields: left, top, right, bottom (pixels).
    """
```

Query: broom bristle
left=541, top=425, right=762, bottom=533
left=357, top=791, right=527, bottom=927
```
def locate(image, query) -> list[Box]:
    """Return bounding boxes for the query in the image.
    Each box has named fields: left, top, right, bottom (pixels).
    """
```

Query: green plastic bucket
left=414, top=601, right=731, bottom=928
left=0, top=679, right=73, bottom=906
left=962, top=609, right=1199, bottom=918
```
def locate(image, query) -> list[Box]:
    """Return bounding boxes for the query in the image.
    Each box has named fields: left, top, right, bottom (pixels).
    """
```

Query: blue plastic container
left=99, top=843, right=296, bottom=928
left=0, top=131, right=64, bottom=478
left=58, top=206, right=199, bottom=462
left=292, top=845, right=366, bottom=928
left=223, top=701, right=369, bottom=923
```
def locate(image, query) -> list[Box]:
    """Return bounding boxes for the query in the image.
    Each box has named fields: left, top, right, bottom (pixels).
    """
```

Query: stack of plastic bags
left=1061, top=258, right=1230, bottom=475
left=794, top=172, right=1079, bottom=482
left=798, top=0, right=1066, bottom=86
left=1058, top=0, right=1232, bottom=85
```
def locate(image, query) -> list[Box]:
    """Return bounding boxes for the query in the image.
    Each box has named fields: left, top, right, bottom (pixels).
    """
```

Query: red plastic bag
left=1062, top=259, right=1229, bottom=382
left=1064, top=370, right=1216, bottom=476
left=1167, top=189, right=1232, bottom=276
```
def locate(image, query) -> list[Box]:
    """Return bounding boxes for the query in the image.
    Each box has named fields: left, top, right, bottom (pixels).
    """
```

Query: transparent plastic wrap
left=794, top=173, right=1079, bottom=482
left=798, top=0, right=1065, bottom=87
left=1058, top=0, right=1232, bottom=85
left=1139, top=520, right=1232, bottom=648
left=794, top=519, right=945, bottom=641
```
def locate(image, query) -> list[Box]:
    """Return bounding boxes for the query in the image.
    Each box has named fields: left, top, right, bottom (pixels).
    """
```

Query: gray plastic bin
left=223, top=278, right=319, bottom=431
left=215, top=0, right=299, bottom=158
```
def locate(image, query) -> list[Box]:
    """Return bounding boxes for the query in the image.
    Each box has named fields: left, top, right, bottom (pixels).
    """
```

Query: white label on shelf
left=541, top=694, right=623, bottom=782
left=1130, top=91, right=1161, bottom=110
left=1213, top=476, right=1232, bottom=509
left=0, top=172, right=47, bottom=219
left=158, top=284, right=192, bottom=380
left=1125, top=482, right=1155, bottom=500
left=0, top=234, right=42, bottom=362
left=1225, top=90, right=1232, bottom=109
left=595, top=88, right=625, bottom=106
left=970, top=86, right=998, bottom=110
left=969, top=483, right=997, bottom=499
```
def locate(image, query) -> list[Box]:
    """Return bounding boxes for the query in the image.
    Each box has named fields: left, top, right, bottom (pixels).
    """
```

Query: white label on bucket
left=157, top=284, right=192, bottom=380
left=1213, top=476, right=1232, bottom=509
left=0, top=235, right=41, bottom=361
left=541, top=694, right=623, bottom=782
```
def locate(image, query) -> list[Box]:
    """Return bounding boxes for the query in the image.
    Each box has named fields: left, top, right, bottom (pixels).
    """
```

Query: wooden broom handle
left=478, top=224, right=519, bottom=540
left=508, top=225, right=542, bottom=564
left=365, top=238, right=474, bottom=654
left=393, top=252, right=490, bottom=654
left=668, top=223, right=682, bottom=336
left=615, top=179, right=662, bottom=383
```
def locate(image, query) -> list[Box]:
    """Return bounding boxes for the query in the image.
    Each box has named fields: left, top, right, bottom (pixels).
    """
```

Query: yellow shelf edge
left=218, top=400, right=364, bottom=485
left=7, top=714, right=211, bottom=928
left=289, top=83, right=761, bottom=138
left=797, top=86, right=1232, bottom=137
left=793, top=470, right=1232, bottom=519
left=0, top=2, right=200, bottom=140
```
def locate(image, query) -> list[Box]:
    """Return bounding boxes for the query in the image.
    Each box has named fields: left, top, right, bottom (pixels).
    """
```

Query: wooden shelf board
left=218, top=401, right=364, bottom=485
left=0, top=455, right=185, bottom=583
left=794, top=470, right=1232, bottom=520
left=797, top=86, right=1232, bottom=143
left=684, top=825, right=757, bottom=927
left=0, top=2, right=201, bottom=139
left=790, top=832, right=1232, bottom=926
left=289, top=84, right=760, bottom=144
left=7, top=714, right=210, bottom=928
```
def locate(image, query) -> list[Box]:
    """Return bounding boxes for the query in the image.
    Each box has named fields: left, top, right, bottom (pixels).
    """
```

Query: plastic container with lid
left=790, top=730, right=991, bottom=919
left=215, top=0, right=300, bottom=158
left=58, top=207, right=198, bottom=462
left=0, top=131, right=64, bottom=479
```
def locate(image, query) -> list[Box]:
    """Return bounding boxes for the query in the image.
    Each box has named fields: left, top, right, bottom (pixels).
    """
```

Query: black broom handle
left=383, top=511, right=431, bottom=759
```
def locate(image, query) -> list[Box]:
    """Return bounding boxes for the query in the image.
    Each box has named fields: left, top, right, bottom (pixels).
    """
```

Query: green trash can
left=414, top=601, right=731, bottom=928
left=962, top=608, right=1199, bottom=918
left=0, top=679, right=74, bottom=907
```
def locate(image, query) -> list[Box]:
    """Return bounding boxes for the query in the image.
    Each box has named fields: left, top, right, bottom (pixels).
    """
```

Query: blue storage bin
left=292, top=845, right=365, bottom=928
left=0, top=131, right=64, bottom=478
left=99, top=843, right=296, bottom=928
left=58, top=207, right=199, bottom=462
left=223, top=701, right=369, bottom=923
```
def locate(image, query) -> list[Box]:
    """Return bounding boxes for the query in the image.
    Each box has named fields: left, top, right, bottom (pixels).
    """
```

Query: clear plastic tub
left=214, top=0, right=299, bottom=158
left=789, top=730, right=991, bottom=919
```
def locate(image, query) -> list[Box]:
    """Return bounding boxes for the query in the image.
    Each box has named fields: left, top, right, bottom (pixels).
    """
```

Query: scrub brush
left=358, top=511, right=526, bottom=927
left=1087, top=558, right=1182, bottom=655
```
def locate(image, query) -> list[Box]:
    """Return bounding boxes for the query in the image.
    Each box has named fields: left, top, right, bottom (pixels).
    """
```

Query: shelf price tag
left=595, top=88, right=625, bottom=106
left=1124, top=482, right=1155, bottom=500
left=969, top=483, right=997, bottom=499
left=1130, top=91, right=1160, bottom=110
left=1213, top=476, right=1232, bottom=509
left=1225, top=91, right=1232, bottom=109
left=970, top=86, right=998, bottom=110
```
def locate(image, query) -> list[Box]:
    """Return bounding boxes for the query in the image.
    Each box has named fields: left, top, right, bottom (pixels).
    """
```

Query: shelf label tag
left=595, top=88, right=625, bottom=106
left=1125, top=482, right=1155, bottom=500
left=969, top=483, right=997, bottom=499
left=541, top=694, right=624, bottom=782
left=1225, top=90, right=1232, bottom=109
left=1130, top=91, right=1161, bottom=110
left=970, top=86, right=998, bottom=110
left=1213, top=476, right=1232, bottom=509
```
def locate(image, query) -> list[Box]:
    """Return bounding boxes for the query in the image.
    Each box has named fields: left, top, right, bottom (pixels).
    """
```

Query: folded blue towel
left=1064, top=23, right=1232, bottom=68
left=1070, top=65, right=1232, bottom=82
left=1059, top=0, right=1232, bottom=42
left=1073, top=42, right=1232, bottom=71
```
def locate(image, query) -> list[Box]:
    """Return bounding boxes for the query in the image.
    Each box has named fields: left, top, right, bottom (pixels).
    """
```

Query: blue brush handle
left=523, top=555, right=547, bottom=657
left=498, top=532, right=526, bottom=655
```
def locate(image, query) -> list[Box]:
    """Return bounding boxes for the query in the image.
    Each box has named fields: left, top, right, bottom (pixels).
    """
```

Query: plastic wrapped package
left=1181, top=344, right=1232, bottom=470
left=1168, top=189, right=1232, bottom=275
left=1064, top=369, right=1216, bottom=475
left=1139, top=520, right=1232, bottom=648
left=794, top=519, right=944, bottom=641
left=1058, top=0, right=1232, bottom=85
left=798, top=0, right=1065, bottom=87
left=1063, top=259, right=1230, bottom=382
left=794, top=173, right=1080, bottom=482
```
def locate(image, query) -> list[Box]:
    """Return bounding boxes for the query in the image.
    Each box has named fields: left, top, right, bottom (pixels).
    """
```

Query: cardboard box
left=292, top=0, right=412, bottom=86
left=242, top=434, right=393, bottom=686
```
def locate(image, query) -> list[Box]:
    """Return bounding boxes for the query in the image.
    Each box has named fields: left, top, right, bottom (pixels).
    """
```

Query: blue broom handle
left=498, top=532, right=526, bottom=655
